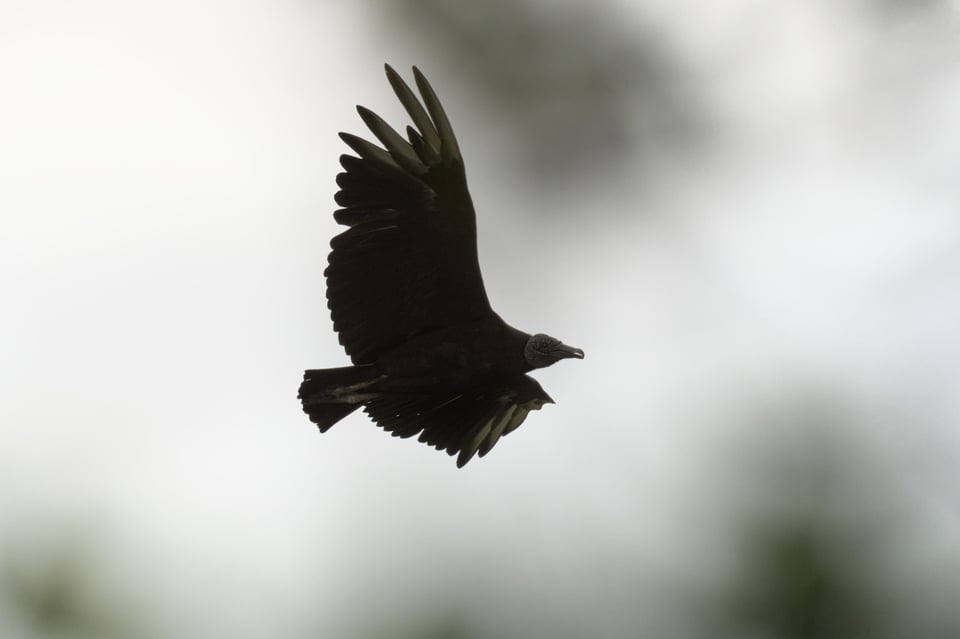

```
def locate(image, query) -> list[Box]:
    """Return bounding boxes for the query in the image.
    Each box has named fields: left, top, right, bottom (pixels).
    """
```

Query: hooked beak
left=555, top=342, right=585, bottom=360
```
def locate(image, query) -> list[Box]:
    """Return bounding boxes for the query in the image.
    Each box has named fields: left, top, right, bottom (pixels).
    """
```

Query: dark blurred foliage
left=724, top=513, right=881, bottom=639
left=693, top=395, right=960, bottom=639
left=1, top=532, right=142, bottom=639
left=351, top=614, right=478, bottom=639
left=717, top=452, right=884, bottom=638
left=377, top=0, right=702, bottom=187
left=855, top=0, right=949, bottom=20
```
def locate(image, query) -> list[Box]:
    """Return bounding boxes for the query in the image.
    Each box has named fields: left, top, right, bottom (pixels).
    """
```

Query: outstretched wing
left=363, top=375, right=554, bottom=467
left=326, top=65, right=493, bottom=364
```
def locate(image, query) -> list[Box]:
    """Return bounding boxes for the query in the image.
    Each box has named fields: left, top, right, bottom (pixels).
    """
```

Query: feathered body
left=299, top=65, right=582, bottom=467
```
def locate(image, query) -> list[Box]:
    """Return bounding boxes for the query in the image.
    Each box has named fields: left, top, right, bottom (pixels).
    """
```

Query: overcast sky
left=3, top=2, right=960, bottom=637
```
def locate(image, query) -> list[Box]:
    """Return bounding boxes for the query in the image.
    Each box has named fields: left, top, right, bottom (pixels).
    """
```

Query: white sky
left=2, top=1, right=960, bottom=637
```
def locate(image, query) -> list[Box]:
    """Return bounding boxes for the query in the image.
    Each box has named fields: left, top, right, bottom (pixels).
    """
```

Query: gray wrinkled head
left=523, top=333, right=584, bottom=369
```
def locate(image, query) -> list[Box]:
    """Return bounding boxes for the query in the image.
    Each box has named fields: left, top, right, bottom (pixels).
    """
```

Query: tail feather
left=303, top=403, right=360, bottom=433
left=298, top=365, right=381, bottom=432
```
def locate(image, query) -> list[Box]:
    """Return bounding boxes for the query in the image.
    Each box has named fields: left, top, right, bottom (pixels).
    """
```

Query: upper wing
left=326, top=65, right=493, bottom=364
left=363, top=375, right=554, bottom=467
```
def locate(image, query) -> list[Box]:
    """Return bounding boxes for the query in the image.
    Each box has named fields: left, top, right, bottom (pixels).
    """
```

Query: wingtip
left=355, top=105, right=377, bottom=129
left=410, top=67, right=461, bottom=163
left=412, top=65, right=425, bottom=83
left=338, top=131, right=366, bottom=149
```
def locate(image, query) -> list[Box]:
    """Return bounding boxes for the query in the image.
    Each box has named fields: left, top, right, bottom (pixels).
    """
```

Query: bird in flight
left=298, top=65, right=583, bottom=467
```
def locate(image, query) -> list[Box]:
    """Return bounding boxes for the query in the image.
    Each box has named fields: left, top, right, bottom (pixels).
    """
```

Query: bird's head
left=523, top=333, right=584, bottom=369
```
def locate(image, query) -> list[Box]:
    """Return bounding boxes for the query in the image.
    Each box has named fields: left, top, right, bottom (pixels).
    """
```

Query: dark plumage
left=299, top=65, right=583, bottom=467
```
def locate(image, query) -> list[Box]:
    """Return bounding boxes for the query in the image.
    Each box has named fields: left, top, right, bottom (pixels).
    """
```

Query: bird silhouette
left=299, top=65, right=583, bottom=467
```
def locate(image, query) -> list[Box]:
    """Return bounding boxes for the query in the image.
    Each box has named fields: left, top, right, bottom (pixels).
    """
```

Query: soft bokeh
left=3, top=1, right=960, bottom=637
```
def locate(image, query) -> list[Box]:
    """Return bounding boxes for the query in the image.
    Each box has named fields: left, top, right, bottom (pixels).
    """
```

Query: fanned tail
left=298, top=365, right=382, bottom=432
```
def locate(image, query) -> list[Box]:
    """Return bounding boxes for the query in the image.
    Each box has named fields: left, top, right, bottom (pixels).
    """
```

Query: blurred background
left=2, top=0, right=960, bottom=637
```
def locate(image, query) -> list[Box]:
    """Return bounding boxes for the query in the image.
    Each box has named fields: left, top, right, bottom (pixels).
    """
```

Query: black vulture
left=298, top=65, right=583, bottom=467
